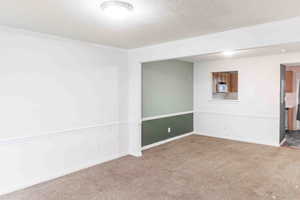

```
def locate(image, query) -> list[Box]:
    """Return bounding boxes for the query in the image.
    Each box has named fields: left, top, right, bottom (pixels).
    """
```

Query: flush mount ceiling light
left=100, top=1, right=134, bottom=19
left=281, top=49, right=287, bottom=53
left=222, top=50, right=237, bottom=57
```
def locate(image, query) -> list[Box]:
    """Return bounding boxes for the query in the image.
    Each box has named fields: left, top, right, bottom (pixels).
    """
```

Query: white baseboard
left=280, top=137, right=287, bottom=146
left=129, top=151, right=142, bottom=157
left=195, top=132, right=279, bottom=147
left=142, top=132, right=195, bottom=151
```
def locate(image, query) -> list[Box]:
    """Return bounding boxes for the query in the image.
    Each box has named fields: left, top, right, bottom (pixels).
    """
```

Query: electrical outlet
left=168, top=127, right=171, bottom=133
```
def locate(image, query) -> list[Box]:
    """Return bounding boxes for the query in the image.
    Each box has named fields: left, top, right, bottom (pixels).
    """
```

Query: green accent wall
left=142, top=60, right=193, bottom=118
left=142, top=113, right=193, bottom=146
left=142, top=59, right=194, bottom=146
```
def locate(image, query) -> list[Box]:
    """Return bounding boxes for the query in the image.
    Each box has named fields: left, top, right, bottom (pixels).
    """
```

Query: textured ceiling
left=1, top=0, right=300, bottom=49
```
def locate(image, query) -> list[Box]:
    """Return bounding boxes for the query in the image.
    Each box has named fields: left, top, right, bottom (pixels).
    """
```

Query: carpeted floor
left=1, top=135, right=300, bottom=200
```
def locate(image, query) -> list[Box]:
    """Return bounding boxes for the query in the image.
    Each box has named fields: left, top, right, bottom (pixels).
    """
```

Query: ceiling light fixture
left=100, top=1, right=134, bottom=19
left=281, top=49, right=287, bottom=53
left=222, top=50, right=237, bottom=57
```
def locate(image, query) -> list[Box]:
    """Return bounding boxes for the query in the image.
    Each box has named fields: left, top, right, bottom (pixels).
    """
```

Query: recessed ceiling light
left=222, top=50, right=236, bottom=57
left=100, top=1, right=134, bottom=19
left=281, top=49, right=287, bottom=53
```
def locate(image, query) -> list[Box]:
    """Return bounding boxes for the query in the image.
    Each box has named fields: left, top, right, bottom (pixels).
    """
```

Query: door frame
left=280, top=64, right=286, bottom=144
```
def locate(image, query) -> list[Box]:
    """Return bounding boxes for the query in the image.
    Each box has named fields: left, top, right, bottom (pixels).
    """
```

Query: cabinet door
left=288, top=108, right=294, bottom=130
left=230, top=73, right=238, bottom=92
left=285, top=71, right=293, bottom=93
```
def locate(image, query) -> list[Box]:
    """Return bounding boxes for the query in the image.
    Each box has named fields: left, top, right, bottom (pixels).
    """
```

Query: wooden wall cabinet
left=288, top=107, right=294, bottom=130
left=212, top=71, right=238, bottom=93
left=229, top=72, right=238, bottom=92
left=285, top=71, right=293, bottom=93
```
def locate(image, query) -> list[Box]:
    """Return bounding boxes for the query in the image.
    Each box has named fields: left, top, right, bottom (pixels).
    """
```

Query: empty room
left=2, top=0, right=300, bottom=199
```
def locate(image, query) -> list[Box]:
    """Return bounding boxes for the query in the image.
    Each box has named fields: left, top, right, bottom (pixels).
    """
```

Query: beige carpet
left=1, top=135, right=300, bottom=200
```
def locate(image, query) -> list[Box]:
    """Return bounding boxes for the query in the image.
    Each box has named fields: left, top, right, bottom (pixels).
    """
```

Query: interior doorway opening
left=280, top=63, right=300, bottom=148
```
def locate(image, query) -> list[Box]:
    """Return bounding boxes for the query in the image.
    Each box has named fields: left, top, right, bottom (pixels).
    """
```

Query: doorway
left=280, top=64, right=300, bottom=148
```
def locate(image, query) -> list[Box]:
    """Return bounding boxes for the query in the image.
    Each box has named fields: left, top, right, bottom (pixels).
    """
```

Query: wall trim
left=142, top=111, right=194, bottom=121
left=195, top=132, right=279, bottom=147
left=0, top=121, right=125, bottom=145
left=142, top=132, right=195, bottom=150
left=196, top=111, right=279, bottom=119
left=280, top=137, right=287, bottom=146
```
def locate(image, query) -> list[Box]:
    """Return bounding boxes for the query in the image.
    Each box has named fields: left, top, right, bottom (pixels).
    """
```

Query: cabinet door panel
left=230, top=73, right=238, bottom=92
left=285, top=71, right=293, bottom=93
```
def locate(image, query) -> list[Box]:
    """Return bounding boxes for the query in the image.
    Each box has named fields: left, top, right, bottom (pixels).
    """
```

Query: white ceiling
left=1, top=0, right=300, bottom=49
left=179, top=42, right=300, bottom=63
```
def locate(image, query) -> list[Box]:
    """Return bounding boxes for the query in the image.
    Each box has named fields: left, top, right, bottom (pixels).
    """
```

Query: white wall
left=128, top=17, right=300, bottom=156
left=0, top=26, right=129, bottom=195
left=194, top=53, right=300, bottom=146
